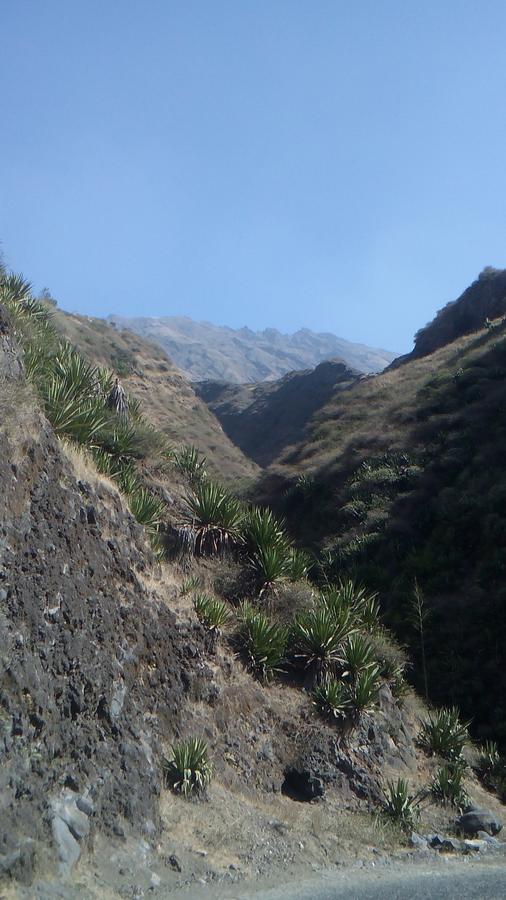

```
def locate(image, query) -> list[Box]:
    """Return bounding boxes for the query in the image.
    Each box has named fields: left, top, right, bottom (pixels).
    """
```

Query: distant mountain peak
left=106, top=314, right=396, bottom=383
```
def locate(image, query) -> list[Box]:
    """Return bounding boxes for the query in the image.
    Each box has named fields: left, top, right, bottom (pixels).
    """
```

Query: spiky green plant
left=243, top=506, right=287, bottom=552
left=173, top=444, right=207, bottom=483
left=478, top=740, right=501, bottom=779
left=291, top=607, right=355, bottom=678
left=127, top=487, right=166, bottom=534
left=342, top=634, right=377, bottom=681
left=42, top=378, right=107, bottom=444
left=288, top=548, right=313, bottom=582
left=313, top=678, right=349, bottom=720
left=382, top=778, right=419, bottom=831
left=193, top=594, right=231, bottom=631
left=181, top=480, right=244, bottom=554
left=163, top=738, right=212, bottom=797
left=249, top=543, right=294, bottom=595
left=180, top=575, right=201, bottom=597
left=430, top=760, right=468, bottom=807
left=237, top=607, right=287, bottom=680
left=419, top=708, right=470, bottom=760
left=345, top=665, right=381, bottom=716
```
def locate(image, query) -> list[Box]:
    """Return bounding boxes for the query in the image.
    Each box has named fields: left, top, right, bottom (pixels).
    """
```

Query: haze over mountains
left=107, top=314, right=397, bottom=382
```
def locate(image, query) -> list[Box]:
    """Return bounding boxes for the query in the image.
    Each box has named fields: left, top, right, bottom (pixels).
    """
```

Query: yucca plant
left=243, top=506, right=287, bottom=552
left=382, top=778, right=419, bottom=831
left=173, top=444, right=207, bottom=483
left=181, top=480, right=244, bottom=555
left=345, top=665, right=381, bottom=716
left=163, top=737, right=212, bottom=797
left=478, top=740, right=502, bottom=779
left=291, top=607, right=355, bottom=679
left=342, top=634, right=377, bottom=681
left=430, top=759, right=468, bottom=807
left=193, top=594, right=231, bottom=631
left=249, top=543, right=294, bottom=595
left=287, top=548, right=313, bottom=582
left=127, top=487, right=166, bottom=534
left=419, top=707, right=470, bottom=760
left=180, top=575, right=201, bottom=597
left=237, top=607, right=287, bottom=680
left=313, top=677, right=349, bottom=720
left=42, top=378, right=107, bottom=444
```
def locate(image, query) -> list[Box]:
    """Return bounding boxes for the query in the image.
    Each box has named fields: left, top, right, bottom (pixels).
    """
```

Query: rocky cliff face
left=0, top=304, right=211, bottom=881
left=400, top=267, right=506, bottom=363
left=196, top=359, right=360, bottom=466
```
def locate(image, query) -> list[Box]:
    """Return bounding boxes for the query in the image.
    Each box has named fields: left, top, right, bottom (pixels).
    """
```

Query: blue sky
left=2, top=1, right=506, bottom=352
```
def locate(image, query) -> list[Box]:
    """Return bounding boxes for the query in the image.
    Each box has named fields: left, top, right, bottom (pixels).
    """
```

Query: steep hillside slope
left=53, top=310, right=258, bottom=482
left=397, top=266, right=506, bottom=363
left=2, top=299, right=482, bottom=894
left=261, top=307, right=506, bottom=744
left=196, top=359, right=360, bottom=467
left=107, top=314, right=396, bottom=381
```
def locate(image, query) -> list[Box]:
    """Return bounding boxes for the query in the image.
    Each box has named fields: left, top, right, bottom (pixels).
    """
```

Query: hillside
left=107, top=314, right=396, bottom=382
left=257, top=277, right=506, bottom=745
left=396, top=266, right=506, bottom=363
left=3, top=270, right=505, bottom=892
left=53, top=310, right=258, bottom=482
left=196, top=359, right=360, bottom=467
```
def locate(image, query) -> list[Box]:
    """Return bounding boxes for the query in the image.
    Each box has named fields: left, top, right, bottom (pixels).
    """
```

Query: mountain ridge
left=107, top=314, right=397, bottom=383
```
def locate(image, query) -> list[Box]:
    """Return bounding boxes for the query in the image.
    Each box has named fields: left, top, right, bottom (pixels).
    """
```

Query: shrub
left=180, top=575, right=201, bottom=597
left=181, top=480, right=244, bottom=555
left=243, top=506, right=287, bottom=552
left=249, top=543, right=293, bottom=595
left=345, top=665, right=381, bottom=716
left=430, top=760, right=468, bottom=807
left=419, top=707, right=470, bottom=760
left=382, top=778, right=418, bottom=831
left=172, top=444, right=207, bottom=483
left=342, top=634, right=377, bottom=681
left=313, top=678, right=349, bottom=720
left=193, top=594, right=231, bottom=631
left=478, top=740, right=502, bottom=779
left=291, top=607, right=355, bottom=679
left=237, top=606, right=287, bottom=680
left=287, top=548, right=313, bottom=582
left=127, top=487, right=166, bottom=534
left=163, top=738, right=212, bottom=797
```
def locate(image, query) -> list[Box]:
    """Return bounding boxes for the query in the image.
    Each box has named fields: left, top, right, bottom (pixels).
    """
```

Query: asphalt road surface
left=236, top=860, right=506, bottom=900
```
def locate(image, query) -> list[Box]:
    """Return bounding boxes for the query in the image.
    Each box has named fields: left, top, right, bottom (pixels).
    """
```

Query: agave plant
left=181, top=480, right=244, bottom=555
left=173, top=444, right=207, bottom=483
left=42, top=378, right=107, bottom=444
left=418, top=707, right=470, bottom=761
left=288, top=548, right=313, bottom=582
left=127, top=487, right=166, bottom=534
left=477, top=740, right=502, bottom=780
left=243, top=506, right=287, bottom=552
left=163, top=737, right=212, bottom=797
left=291, top=606, right=355, bottom=679
left=342, top=634, right=377, bottom=681
left=249, top=543, right=294, bottom=595
left=382, top=778, right=419, bottom=831
left=313, top=677, right=349, bottom=720
left=193, top=594, right=231, bottom=631
left=345, top=665, right=381, bottom=716
left=430, top=759, right=468, bottom=807
left=237, top=606, right=287, bottom=680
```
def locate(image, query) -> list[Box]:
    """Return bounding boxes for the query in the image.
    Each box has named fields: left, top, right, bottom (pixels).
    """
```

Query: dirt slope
left=53, top=309, right=258, bottom=482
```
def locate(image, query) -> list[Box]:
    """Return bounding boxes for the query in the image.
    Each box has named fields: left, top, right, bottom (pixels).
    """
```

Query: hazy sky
left=2, top=1, right=506, bottom=352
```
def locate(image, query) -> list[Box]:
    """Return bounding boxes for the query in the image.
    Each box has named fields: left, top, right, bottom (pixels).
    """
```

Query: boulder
left=456, top=808, right=503, bottom=837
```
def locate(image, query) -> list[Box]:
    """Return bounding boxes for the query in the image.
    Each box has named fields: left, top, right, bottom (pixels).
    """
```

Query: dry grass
left=53, top=309, right=259, bottom=482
